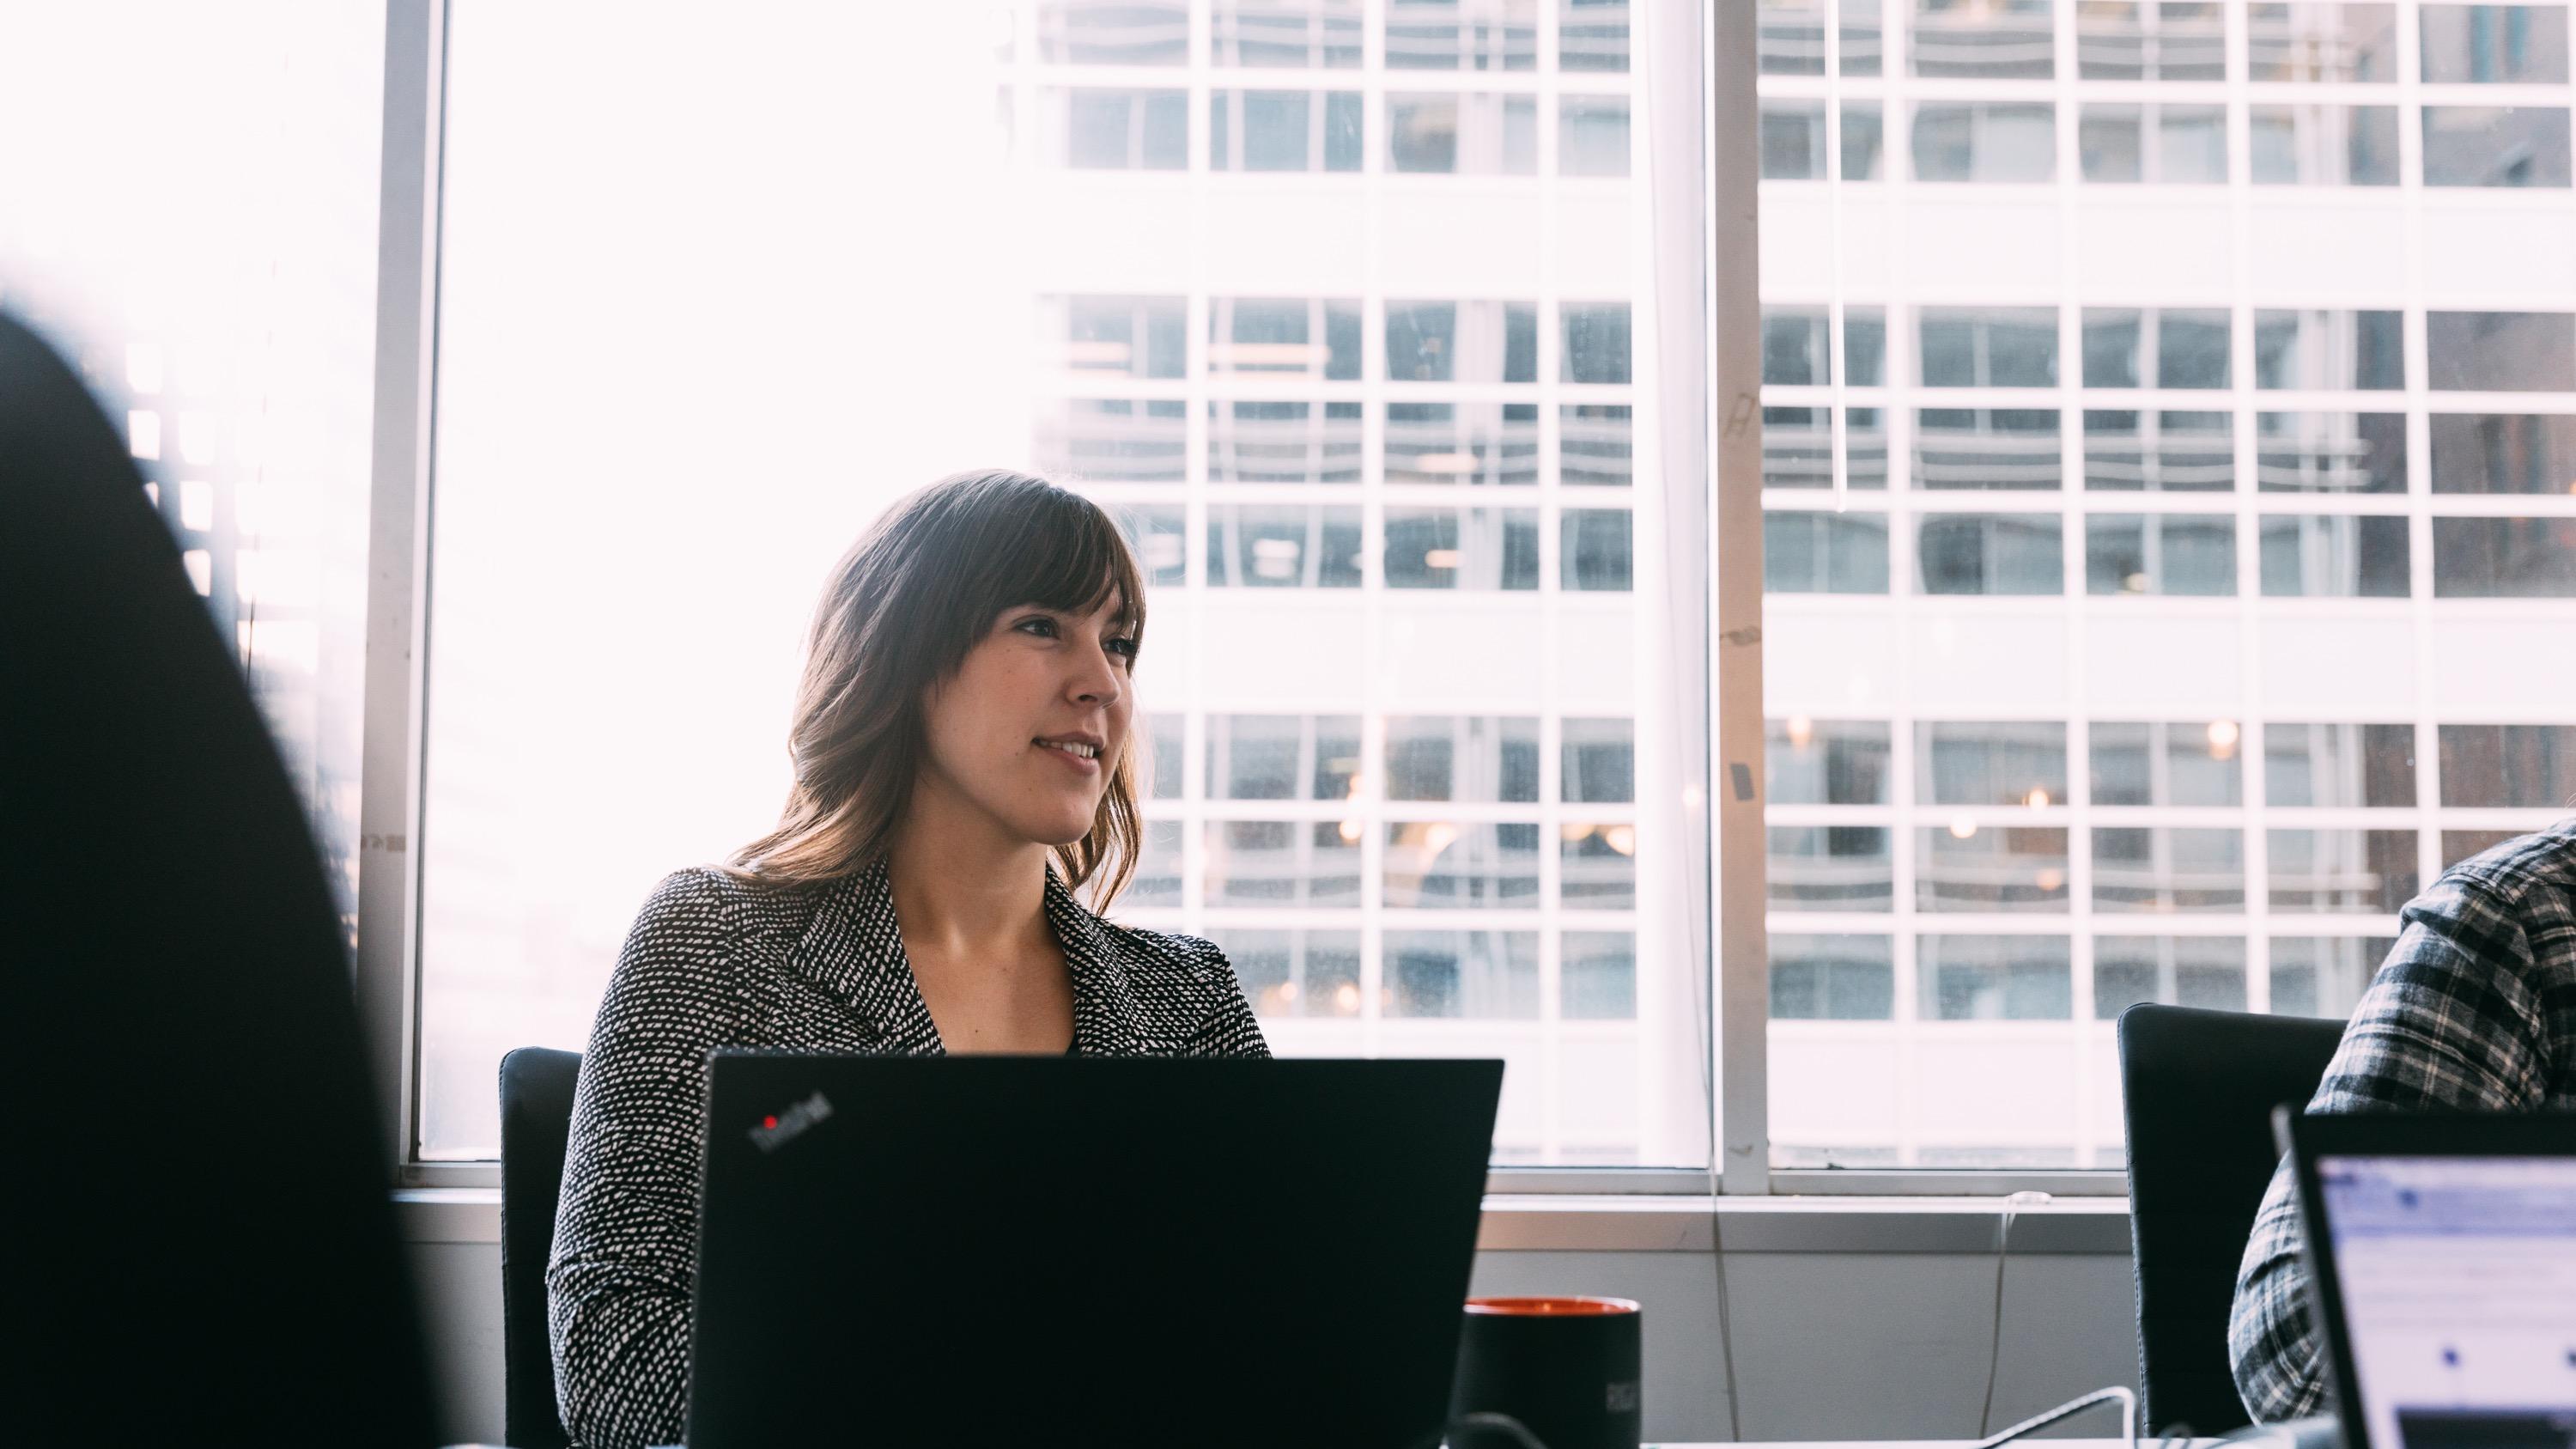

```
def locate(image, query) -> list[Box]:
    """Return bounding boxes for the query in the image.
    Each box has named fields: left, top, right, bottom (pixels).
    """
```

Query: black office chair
left=2117, top=1002, right=2349, bottom=1436
left=0, top=311, right=439, bottom=1444
left=501, top=1046, right=585, bottom=1449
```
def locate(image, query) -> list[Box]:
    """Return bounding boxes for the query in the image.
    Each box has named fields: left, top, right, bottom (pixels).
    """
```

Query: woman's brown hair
left=728, top=468, right=1148, bottom=904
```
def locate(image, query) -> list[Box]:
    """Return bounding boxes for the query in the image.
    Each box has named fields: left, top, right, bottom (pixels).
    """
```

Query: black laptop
left=684, top=1054, right=1504, bottom=1448
left=2279, top=1110, right=2576, bottom=1449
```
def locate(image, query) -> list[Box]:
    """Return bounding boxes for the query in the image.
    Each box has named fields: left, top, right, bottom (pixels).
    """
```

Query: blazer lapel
left=788, top=859, right=945, bottom=1054
left=1044, top=868, right=1145, bottom=1058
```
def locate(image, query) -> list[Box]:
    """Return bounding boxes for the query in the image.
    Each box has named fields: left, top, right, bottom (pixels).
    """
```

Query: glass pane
left=2093, top=935, right=2248, bottom=1016
left=1385, top=0, right=1538, bottom=70
left=1388, top=93, right=1539, bottom=174
left=2258, top=514, right=2412, bottom=597
left=2269, top=935, right=2396, bottom=1018
left=2432, top=517, right=2576, bottom=596
left=2091, top=721, right=2246, bottom=807
left=2430, top=413, right=2576, bottom=495
left=1770, top=826, right=1897, bottom=912
left=1769, top=718, right=1895, bottom=804
left=1917, top=825, right=2071, bottom=912
left=1212, top=0, right=1364, bottom=66
left=1044, top=88, right=1190, bottom=169
left=2247, top=3, right=2399, bottom=80
left=1036, top=2, right=1190, bottom=64
left=1563, top=930, right=1637, bottom=1018
left=1771, top=935, right=1898, bottom=1018
left=1206, top=819, right=1364, bottom=904
left=2268, top=829, right=2421, bottom=913
left=1917, top=721, right=2069, bottom=807
left=1216, top=928, right=1364, bottom=1017
left=1563, top=716, right=1636, bottom=803
left=1384, top=931, right=1541, bottom=1018
left=1385, top=715, right=1541, bottom=802
left=1560, top=96, right=1631, bottom=177
left=1206, top=714, right=1364, bottom=800
left=1917, top=512, right=2066, bottom=594
left=2091, top=827, right=2247, bottom=912
left=1383, top=822, right=1543, bottom=907
left=1913, top=0, right=2055, bottom=78
left=2249, top=105, right=2401, bottom=185
left=2085, top=410, right=2235, bottom=492
left=1916, top=409, right=2063, bottom=490
left=1206, top=504, right=1365, bottom=587
left=2257, top=412, right=2407, bottom=495
left=1212, top=89, right=1364, bottom=173
left=2420, top=5, right=2571, bottom=82
left=2423, top=107, right=2574, bottom=188
left=1383, top=507, right=1542, bottom=589
left=1560, top=823, right=1638, bottom=909
left=2077, top=3, right=2228, bottom=80
left=1918, top=935, right=2073, bottom=1020
left=1385, top=401, right=1540, bottom=485
left=2264, top=723, right=2419, bottom=808
left=2085, top=514, right=2239, bottom=596
left=2438, top=725, right=2576, bottom=807
left=1209, top=400, right=1365, bottom=484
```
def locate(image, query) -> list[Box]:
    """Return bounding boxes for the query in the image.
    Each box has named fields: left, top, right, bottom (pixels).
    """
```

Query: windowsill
left=394, top=1189, right=2132, bottom=1255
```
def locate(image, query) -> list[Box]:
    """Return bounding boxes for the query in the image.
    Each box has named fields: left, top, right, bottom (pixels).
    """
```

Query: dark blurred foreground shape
left=0, top=314, right=438, bottom=1446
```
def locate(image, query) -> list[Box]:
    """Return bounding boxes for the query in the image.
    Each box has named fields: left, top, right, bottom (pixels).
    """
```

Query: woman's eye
left=1015, top=616, right=1059, bottom=638
left=1107, top=636, right=1139, bottom=659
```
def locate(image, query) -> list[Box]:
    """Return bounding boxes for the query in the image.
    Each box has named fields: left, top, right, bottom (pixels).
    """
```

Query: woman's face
left=914, top=590, right=1138, bottom=849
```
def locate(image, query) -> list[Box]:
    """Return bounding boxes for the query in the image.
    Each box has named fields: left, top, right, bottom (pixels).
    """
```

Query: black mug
left=1447, top=1295, right=1643, bottom=1449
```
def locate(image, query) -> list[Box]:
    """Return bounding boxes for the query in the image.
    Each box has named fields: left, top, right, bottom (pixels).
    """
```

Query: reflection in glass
left=1562, top=405, right=1635, bottom=486
left=1759, top=0, right=1886, bottom=76
left=1385, top=0, right=1539, bottom=70
left=1916, top=409, right=2062, bottom=490
left=1212, top=89, right=1364, bottom=173
left=2257, top=412, right=2407, bottom=494
left=1115, top=504, right=1187, bottom=588
left=1385, top=401, right=1539, bottom=485
left=2420, top=4, right=2571, bottom=83
left=2270, top=935, right=2395, bottom=1018
left=1765, top=510, right=1891, bottom=594
left=2437, top=724, right=2576, bottom=807
left=1218, top=928, right=1364, bottom=1018
left=1386, top=715, right=1541, bottom=802
left=1037, top=1, right=1190, bottom=63
left=1388, top=300, right=1539, bottom=384
left=2249, top=105, right=2400, bottom=185
left=1768, top=717, right=1894, bottom=804
left=1559, top=0, right=1632, bottom=72
left=1212, top=0, right=1364, bottom=67
left=1562, top=508, right=1634, bottom=591
left=1205, top=819, right=1363, bottom=904
left=1563, top=303, right=1634, bottom=383
left=1561, top=823, right=1638, bottom=909
left=1206, top=504, right=1364, bottom=587
left=1388, top=92, right=1540, bottom=174
left=1769, top=826, right=1895, bottom=911
left=1763, top=304, right=1889, bottom=387
left=2085, top=411, right=2233, bottom=492
left=1917, top=511, right=2065, bottom=594
left=1563, top=717, right=1637, bottom=803
left=1048, top=294, right=1186, bottom=379
left=2257, top=514, right=2411, bottom=598
left=2422, top=107, right=2573, bottom=188
left=1146, top=713, right=1184, bottom=801
left=1771, top=934, right=1897, bottom=1018
left=2265, top=723, right=2418, bottom=808
left=1919, top=307, right=2057, bottom=387
left=1911, top=102, right=2057, bottom=180
left=2092, top=827, right=2246, bottom=912
left=2430, top=413, right=2576, bottom=495
left=1913, top=0, right=2054, bottom=78
left=2093, top=935, right=2246, bottom=1017
left=1206, top=714, right=1364, bottom=801
left=2427, top=312, right=2576, bottom=393
left=1917, top=825, right=2070, bottom=911
left=1560, top=95, right=1631, bottom=177
left=1208, top=296, right=1364, bottom=379
left=1762, top=100, right=1888, bottom=180
left=1047, top=88, right=1190, bottom=169
left=2246, top=3, right=2398, bottom=81
left=1563, top=930, right=1637, bottom=1019
left=2083, top=308, right=2232, bottom=390
left=2268, top=828, right=2420, bottom=913
left=1383, top=822, right=1542, bottom=907
left=1209, top=400, right=1364, bottom=484
left=1918, top=934, right=2073, bottom=1020
left=2092, top=721, right=2245, bottom=807
left=1384, top=506, right=1542, bottom=589
left=1033, top=399, right=1187, bottom=481
left=2430, top=516, right=2576, bottom=597
left=1918, top=721, right=2069, bottom=806
left=1129, top=819, right=1187, bottom=907
left=2085, top=514, right=2237, bottom=596
left=2076, top=2, right=2227, bottom=80
left=1763, top=407, right=1890, bottom=490
left=2078, top=103, right=2228, bottom=184
left=1386, top=931, right=1540, bottom=1018
left=2442, top=829, right=2528, bottom=868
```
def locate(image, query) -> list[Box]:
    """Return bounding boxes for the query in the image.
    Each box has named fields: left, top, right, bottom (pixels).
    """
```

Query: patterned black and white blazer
left=546, top=859, right=1270, bottom=1449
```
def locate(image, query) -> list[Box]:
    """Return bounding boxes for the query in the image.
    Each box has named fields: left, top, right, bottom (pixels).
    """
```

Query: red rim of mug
left=1463, top=1295, right=1642, bottom=1317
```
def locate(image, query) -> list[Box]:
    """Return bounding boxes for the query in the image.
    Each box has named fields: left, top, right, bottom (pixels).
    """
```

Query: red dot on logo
left=762, top=1115, right=778, bottom=1130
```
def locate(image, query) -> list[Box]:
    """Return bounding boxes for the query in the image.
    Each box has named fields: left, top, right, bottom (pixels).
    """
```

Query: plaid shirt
left=2228, top=820, right=2576, bottom=1423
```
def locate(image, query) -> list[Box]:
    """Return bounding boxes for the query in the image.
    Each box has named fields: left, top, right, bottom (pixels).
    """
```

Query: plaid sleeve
left=2227, top=868, right=2555, bottom=1423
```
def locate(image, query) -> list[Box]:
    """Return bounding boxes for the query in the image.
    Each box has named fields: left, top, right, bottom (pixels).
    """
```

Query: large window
left=21, top=2, right=2572, bottom=1188
left=1758, top=0, right=2576, bottom=1168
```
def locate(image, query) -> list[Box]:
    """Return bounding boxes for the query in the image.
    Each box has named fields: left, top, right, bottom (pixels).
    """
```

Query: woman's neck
left=884, top=783, right=1055, bottom=963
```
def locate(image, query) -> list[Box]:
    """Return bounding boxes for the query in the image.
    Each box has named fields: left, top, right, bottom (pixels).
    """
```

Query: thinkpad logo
left=747, top=1091, right=833, bottom=1153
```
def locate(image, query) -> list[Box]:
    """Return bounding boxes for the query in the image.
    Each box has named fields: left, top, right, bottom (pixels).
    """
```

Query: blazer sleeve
left=547, top=869, right=745, bottom=1449
left=2227, top=871, right=2551, bottom=1423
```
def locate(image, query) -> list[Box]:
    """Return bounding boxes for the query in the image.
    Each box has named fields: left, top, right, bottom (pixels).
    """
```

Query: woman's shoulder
left=622, top=865, right=823, bottom=971
left=1091, top=916, right=1236, bottom=990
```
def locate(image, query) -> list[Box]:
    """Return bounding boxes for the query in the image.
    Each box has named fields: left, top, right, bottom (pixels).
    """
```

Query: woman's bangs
left=1006, top=494, right=1147, bottom=634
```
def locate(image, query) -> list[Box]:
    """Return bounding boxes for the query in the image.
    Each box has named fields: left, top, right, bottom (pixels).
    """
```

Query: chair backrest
left=2117, top=1002, right=2349, bottom=1436
left=0, top=311, right=438, bottom=1444
left=501, top=1046, right=584, bottom=1449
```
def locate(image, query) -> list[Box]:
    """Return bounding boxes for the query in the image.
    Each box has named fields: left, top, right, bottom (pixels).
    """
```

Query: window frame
left=360, top=0, right=2140, bottom=1198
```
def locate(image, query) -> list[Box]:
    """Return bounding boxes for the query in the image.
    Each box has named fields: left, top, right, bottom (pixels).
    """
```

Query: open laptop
left=685, top=1053, right=1504, bottom=1448
left=2279, top=1110, right=2576, bottom=1449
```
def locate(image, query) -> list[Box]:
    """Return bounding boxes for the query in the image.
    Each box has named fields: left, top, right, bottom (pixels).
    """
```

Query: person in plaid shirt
left=2228, top=819, right=2576, bottom=1422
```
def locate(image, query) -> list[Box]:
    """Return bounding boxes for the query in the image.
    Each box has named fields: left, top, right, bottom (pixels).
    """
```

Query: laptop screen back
left=2316, top=1154, right=2576, bottom=1449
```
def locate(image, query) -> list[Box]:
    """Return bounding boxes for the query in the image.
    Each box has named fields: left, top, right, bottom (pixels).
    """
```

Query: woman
left=546, top=469, right=1269, bottom=1449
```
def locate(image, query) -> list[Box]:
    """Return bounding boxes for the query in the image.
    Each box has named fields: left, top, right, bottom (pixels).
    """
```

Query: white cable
left=1971, top=1385, right=2138, bottom=1449
left=1978, top=1190, right=2055, bottom=1436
